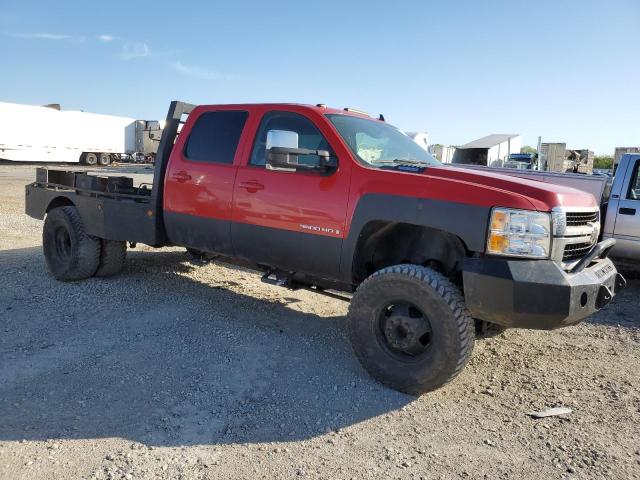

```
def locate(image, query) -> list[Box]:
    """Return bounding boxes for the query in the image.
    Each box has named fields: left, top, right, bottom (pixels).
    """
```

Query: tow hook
left=615, top=273, right=627, bottom=291
left=595, top=285, right=613, bottom=309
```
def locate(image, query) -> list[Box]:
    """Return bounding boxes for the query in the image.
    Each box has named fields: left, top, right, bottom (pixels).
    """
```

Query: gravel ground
left=1, top=163, right=639, bottom=480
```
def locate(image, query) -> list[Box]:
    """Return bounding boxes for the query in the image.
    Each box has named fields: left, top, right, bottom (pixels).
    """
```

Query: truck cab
left=603, top=153, right=640, bottom=267
left=505, top=152, right=537, bottom=170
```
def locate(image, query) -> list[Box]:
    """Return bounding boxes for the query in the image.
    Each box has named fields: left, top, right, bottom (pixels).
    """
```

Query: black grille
left=562, top=242, right=594, bottom=261
left=566, top=211, right=598, bottom=226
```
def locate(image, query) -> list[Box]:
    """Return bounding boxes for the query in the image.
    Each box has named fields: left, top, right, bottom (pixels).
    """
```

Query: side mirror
left=267, top=130, right=299, bottom=150
left=265, top=129, right=337, bottom=173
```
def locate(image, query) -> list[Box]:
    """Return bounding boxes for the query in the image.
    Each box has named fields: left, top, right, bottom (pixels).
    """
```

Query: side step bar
left=260, top=270, right=351, bottom=302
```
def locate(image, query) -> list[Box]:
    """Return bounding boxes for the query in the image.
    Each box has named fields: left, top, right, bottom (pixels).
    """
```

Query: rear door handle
left=619, top=207, right=636, bottom=215
left=239, top=180, right=264, bottom=192
left=172, top=171, right=192, bottom=183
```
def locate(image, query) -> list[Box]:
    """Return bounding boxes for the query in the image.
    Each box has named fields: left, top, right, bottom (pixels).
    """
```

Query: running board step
left=260, top=271, right=352, bottom=302
left=261, top=271, right=288, bottom=287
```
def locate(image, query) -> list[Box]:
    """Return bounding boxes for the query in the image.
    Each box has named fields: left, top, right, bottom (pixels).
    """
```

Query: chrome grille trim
left=562, top=242, right=594, bottom=261
left=551, top=207, right=600, bottom=269
left=566, top=211, right=599, bottom=226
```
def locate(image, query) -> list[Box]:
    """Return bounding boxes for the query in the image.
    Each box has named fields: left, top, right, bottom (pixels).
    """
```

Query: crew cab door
left=163, top=108, right=249, bottom=254
left=607, top=155, right=640, bottom=259
left=231, top=109, right=351, bottom=277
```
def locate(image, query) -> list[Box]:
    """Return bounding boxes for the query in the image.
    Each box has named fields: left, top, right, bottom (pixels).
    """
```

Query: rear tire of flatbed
left=43, top=206, right=101, bottom=282
left=95, top=240, right=126, bottom=277
left=347, top=264, right=475, bottom=395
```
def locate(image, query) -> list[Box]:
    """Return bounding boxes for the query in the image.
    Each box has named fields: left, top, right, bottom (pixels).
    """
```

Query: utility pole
left=537, top=136, right=543, bottom=171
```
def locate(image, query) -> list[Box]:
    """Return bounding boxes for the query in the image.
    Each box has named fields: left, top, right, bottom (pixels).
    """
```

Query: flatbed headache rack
left=150, top=101, right=195, bottom=216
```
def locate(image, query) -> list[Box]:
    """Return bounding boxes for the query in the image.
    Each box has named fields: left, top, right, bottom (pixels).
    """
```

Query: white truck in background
left=602, top=153, right=640, bottom=269
left=0, top=101, right=162, bottom=166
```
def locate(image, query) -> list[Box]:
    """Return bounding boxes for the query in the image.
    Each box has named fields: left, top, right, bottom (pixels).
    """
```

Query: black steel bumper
left=462, top=241, right=626, bottom=330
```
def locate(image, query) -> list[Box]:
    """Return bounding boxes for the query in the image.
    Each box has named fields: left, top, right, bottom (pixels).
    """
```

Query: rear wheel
left=347, top=264, right=475, bottom=395
left=84, top=152, right=98, bottom=166
left=95, top=240, right=126, bottom=277
left=98, top=153, right=111, bottom=166
left=43, top=206, right=101, bottom=281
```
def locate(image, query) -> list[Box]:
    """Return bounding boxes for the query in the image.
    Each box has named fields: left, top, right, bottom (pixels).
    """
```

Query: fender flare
left=339, top=194, right=491, bottom=283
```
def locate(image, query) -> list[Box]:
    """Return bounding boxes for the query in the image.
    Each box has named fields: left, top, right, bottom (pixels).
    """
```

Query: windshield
left=326, top=114, right=440, bottom=167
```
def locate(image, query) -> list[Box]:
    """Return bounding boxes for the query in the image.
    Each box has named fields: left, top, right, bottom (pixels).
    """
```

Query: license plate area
left=593, top=262, right=615, bottom=280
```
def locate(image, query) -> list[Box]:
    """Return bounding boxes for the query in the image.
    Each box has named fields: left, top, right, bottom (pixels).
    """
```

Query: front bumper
left=462, top=243, right=625, bottom=330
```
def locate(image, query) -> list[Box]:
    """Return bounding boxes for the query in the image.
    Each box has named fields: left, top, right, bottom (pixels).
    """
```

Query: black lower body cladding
left=462, top=253, right=625, bottom=330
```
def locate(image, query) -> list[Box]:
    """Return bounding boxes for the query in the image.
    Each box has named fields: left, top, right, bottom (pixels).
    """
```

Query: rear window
left=184, top=111, right=248, bottom=164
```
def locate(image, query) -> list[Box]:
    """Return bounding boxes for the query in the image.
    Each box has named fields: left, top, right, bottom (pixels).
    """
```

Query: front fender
left=340, top=193, right=491, bottom=283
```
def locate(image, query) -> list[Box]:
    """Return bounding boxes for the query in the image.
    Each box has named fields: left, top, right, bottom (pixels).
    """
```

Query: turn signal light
left=488, top=233, right=509, bottom=252
left=490, top=210, right=507, bottom=230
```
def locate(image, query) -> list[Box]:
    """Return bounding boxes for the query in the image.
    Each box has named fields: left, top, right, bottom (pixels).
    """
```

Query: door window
left=184, top=111, right=248, bottom=164
left=627, top=161, right=640, bottom=200
left=250, top=112, right=333, bottom=167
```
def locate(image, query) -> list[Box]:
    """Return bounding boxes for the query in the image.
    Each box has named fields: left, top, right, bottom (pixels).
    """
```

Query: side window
left=627, top=160, right=640, bottom=200
left=249, top=111, right=333, bottom=167
left=184, top=111, right=248, bottom=164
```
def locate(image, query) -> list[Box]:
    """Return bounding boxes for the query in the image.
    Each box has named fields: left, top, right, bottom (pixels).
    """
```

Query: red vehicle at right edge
left=25, top=101, right=626, bottom=395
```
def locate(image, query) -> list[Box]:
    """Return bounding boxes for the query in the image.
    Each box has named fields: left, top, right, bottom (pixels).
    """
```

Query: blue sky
left=0, top=0, right=638, bottom=154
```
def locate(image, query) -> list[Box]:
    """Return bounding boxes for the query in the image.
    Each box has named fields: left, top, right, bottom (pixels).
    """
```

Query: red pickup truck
left=25, top=101, right=625, bottom=395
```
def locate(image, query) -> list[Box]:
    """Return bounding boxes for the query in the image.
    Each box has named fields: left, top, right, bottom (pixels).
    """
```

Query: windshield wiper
left=373, top=159, right=430, bottom=167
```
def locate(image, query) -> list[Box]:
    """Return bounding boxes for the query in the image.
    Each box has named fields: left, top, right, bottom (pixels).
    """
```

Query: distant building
left=428, top=144, right=456, bottom=163
left=540, top=144, right=594, bottom=173
left=452, top=134, right=522, bottom=167
left=571, top=149, right=594, bottom=174
left=540, top=143, right=568, bottom=172
left=614, top=147, right=640, bottom=171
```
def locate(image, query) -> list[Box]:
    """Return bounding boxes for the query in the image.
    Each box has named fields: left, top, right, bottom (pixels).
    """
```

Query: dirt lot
left=1, top=163, right=639, bottom=480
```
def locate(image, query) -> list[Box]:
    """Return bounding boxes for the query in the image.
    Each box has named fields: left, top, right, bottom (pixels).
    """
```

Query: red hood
left=426, top=165, right=598, bottom=211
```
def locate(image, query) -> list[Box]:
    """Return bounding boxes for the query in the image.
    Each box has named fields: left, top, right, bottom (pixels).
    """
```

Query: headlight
left=487, top=208, right=551, bottom=258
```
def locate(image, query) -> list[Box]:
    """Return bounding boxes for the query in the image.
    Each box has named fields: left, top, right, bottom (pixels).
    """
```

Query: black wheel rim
left=377, top=301, right=432, bottom=359
left=54, top=226, right=72, bottom=260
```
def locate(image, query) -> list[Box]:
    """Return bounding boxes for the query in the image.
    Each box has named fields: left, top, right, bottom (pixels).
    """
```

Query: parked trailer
left=0, top=101, right=161, bottom=166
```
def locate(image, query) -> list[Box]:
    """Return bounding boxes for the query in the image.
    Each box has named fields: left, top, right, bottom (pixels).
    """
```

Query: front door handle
left=172, top=171, right=192, bottom=183
left=619, top=207, right=636, bottom=215
left=239, top=180, right=265, bottom=193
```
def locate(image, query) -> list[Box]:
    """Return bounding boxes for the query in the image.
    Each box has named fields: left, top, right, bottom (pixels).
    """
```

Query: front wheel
left=347, top=264, right=475, bottom=395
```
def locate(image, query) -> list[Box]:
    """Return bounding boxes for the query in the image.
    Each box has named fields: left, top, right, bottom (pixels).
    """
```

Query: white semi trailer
left=0, top=101, right=162, bottom=165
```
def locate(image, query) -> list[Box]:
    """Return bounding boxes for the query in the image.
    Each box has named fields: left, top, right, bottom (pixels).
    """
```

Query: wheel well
left=352, top=221, right=468, bottom=283
left=46, top=196, right=75, bottom=213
